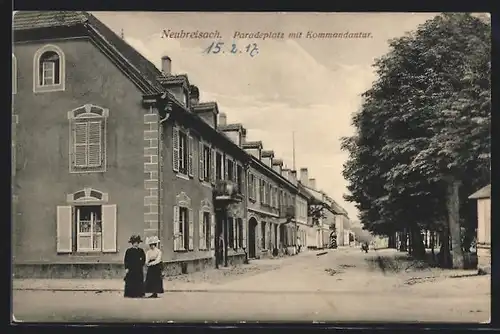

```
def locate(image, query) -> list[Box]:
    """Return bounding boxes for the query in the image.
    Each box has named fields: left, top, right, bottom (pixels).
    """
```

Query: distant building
left=468, top=184, right=491, bottom=273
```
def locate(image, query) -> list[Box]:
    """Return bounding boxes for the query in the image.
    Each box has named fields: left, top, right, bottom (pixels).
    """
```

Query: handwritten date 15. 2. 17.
left=203, top=41, right=259, bottom=57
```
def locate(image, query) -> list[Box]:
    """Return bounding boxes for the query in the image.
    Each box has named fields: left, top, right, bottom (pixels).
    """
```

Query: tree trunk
left=440, top=229, right=452, bottom=268
left=410, top=225, right=426, bottom=259
left=408, top=230, right=413, bottom=255
left=430, top=231, right=436, bottom=261
left=400, top=229, right=408, bottom=252
left=447, top=178, right=464, bottom=269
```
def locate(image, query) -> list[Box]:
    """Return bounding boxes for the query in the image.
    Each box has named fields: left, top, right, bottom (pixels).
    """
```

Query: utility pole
left=292, top=131, right=296, bottom=171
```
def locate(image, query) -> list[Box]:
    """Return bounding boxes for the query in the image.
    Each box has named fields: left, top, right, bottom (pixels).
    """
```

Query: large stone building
left=12, top=11, right=340, bottom=278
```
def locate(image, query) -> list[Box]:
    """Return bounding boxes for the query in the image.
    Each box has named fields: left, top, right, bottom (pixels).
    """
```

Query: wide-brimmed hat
left=128, top=235, right=143, bottom=244
left=146, top=236, right=160, bottom=245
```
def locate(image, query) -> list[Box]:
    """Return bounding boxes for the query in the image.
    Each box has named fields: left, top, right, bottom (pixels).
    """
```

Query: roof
left=242, top=141, right=263, bottom=149
left=192, top=102, right=219, bottom=114
left=218, top=123, right=245, bottom=132
left=262, top=150, right=274, bottom=157
left=13, top=11, right=164, bottom=95
left=468, top=184, right=491, bottom=199
left=272, top=159, right=283, bottom=165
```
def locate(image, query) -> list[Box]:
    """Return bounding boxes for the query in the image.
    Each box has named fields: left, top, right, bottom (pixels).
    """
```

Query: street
left=12, top=248, right=490, bottom=323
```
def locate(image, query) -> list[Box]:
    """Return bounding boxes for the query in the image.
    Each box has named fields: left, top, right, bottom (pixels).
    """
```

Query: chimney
left=161, top=56, right=171, bottom=75
left=219, top=113, right=227, bottom=126
left=241, top=128, right=247, bottom=145
left=190, top=85, right=200, bottom=106
left=290, top=170, right=297, bottom=184
left=309, top=178, right=316, bottom=190
left=300, top=168, right=309, bottom=186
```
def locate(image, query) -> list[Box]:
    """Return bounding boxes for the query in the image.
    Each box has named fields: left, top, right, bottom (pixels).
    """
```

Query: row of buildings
left=12, top=11, right=352, bottom=278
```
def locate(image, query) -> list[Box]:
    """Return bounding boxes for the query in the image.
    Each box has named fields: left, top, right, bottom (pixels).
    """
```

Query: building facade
left=469, top=184, right=491, bottom=274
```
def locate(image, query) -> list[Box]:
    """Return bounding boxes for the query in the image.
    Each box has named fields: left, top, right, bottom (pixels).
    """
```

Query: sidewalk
left=13, top=250, right=321, bottom=292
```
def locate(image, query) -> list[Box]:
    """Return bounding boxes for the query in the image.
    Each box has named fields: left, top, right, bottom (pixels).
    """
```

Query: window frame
left=12, top=54, right=17, bottom=95
left=75, top=205, right=103, bottom=253
left=68, top=104, right=109, bottom=174
left=33, top=44, right=65, bottom=93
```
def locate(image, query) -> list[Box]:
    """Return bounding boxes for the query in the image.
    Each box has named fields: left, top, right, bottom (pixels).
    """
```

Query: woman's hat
left=146, top=236, right=160, bottom=245
left=128, top=235, right=143, bottom=244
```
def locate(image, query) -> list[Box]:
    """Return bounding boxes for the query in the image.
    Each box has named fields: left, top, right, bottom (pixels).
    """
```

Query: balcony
left=213, top=180, right=243, bottom=204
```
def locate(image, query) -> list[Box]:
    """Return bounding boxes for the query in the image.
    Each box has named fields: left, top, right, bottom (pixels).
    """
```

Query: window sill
left=34, top=84, right=65, bottom=93
left=201, top=181, right=212, bottom=189
left=173, top=249, right=194, bottom=253
left=176, top=173, right=190, bottom=180
left=70, top=167, right=106, bottom=174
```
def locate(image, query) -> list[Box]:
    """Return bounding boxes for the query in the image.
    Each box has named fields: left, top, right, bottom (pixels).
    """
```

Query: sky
left=93, top=12, right=441, bottom=220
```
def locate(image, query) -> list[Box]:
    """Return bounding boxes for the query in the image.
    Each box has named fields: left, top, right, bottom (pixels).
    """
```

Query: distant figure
left=124, top=235, right=146, bottom=298
left=361, top=242, right=369, bottom=253
left=297, top=237, right=302, bottom=253
left=144, top=236, right=164, bottom=298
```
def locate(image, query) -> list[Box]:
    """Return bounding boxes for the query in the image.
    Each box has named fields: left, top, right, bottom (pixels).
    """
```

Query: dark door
left=248, top=219, right=257, bottom=258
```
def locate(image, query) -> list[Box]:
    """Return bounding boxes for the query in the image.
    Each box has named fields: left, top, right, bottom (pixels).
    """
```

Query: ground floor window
left=261, top=222, right=266, bottom=249
left=237, top=218, right=243, bottom=248
left=56, top=203, right=117, bottom=254
left=228, top=217, right=235, bottom=249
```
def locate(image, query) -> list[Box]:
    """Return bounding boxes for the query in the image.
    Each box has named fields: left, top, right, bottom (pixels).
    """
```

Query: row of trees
left=341, top=13, right=491, bottom=268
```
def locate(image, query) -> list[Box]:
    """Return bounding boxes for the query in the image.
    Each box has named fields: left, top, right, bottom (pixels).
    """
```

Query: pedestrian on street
left=123, top=235, right=146, bottom=298
left=144, top=236, right=164, bottom=298
left=297, top=236, right=302, bottom=253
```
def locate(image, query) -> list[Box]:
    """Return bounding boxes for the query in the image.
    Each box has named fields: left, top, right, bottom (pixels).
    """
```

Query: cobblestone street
left=12, top=248, right=490, bottom=323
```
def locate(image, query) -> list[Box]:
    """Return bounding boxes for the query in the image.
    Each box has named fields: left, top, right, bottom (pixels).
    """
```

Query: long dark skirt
left=124, top=269, right=145, bottom=298
left=145, top=263, right=164, bottom=294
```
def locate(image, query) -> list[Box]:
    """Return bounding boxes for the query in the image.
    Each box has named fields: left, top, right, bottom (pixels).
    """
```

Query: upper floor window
left=173, top=126, right=193, bottom=178
left=227, top=159, right=234, bottom=181
left=68, top=104, right=109, bottom=173
left=12, top=54, right=17, bottom=94
left=215, top=152, right=223, bottom=180
left=199, top=142, right=212, bottom=183
left=34, top=44, right=65, bottom=93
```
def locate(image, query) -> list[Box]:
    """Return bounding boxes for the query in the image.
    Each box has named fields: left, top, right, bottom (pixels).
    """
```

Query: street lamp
left=213, top=180, right=243, bottom=268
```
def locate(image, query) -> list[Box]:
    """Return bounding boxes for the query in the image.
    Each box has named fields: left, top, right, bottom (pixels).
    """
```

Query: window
left=261, top=222, right=266, bottom=249
left=199, top=200, right=212, bottom=251
left=259, top=180, right=264, bottom=203
left=57, top=189, right=116, bottom=254
left=68, top=104, right=108, bottom=173
left=199, top=143, right=211, bottom=182
left=227, top=159, right=234, bottom=181
left=248, top=174, right=255, bottom=200
left=228, top=217, right=235, bottom=249
left=33, top=45, right=65, bottom=93
left=12, top=54, right=16, bottom=94
left=76, top=206, right=102, bottom=251
left=215, top=152, right=223, bottom=180
left=173, top=127, right=193, bottom=177
left=237, top=165, right=243, bottom=193
left=179, top=131, right=188, bottom=174
left=204, top=212, right=211, bottom=249
left=237, top=218, right=244, bottom=248
left=173, top=192, right=193, bottom=251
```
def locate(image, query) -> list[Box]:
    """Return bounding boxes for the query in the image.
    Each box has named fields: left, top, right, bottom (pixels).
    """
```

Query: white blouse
left=145, top=248, right=162, bottom=266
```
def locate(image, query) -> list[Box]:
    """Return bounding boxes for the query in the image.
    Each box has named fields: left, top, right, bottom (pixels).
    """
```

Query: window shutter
left=173, top=205, right=181, bottom=251
left=233, top=162, right=237, bottom=183
left=102, top=204, right=117, bottom=252
left=189, top=208, right=194, bottom=250
left=243, top=220, right=247, bottom=249
left=224, top=157, right=229, bottom=180
left=233, top=219, right=237, bottom=248
left=56, top=206, right=72, bottom=253
left=73, top=122, right=88, bottom=167
left=199, top=210, right=204, bottom=250
left=210, top=149, right=216, bottom=184
left=188, top=135, right=194, bottom=177
left=210, top=214, right=215, bottom=249
left=172, top=127, right=179, bottom=172
left=198, top=142, right=204, bottom=181
left=88, top=121, right=102, bottom=167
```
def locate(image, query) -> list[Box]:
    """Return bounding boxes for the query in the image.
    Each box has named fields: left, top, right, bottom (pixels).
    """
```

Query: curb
left=14, top=288, right=213, bottom=293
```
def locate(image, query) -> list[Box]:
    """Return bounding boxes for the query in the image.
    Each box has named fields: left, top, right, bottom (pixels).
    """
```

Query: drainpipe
left=243, top=162, right=250, bottom=264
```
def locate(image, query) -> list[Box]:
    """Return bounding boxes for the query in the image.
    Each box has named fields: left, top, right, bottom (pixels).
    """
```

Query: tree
left=342, top=13, right=490, bottom=268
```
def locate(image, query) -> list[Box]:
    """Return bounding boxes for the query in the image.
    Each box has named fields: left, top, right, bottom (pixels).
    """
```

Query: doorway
left=248, top=217, right=258, bottom=258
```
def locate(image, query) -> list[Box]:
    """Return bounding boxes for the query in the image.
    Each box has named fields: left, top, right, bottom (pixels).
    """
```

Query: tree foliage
left=341, top=14, right=491, bottom=252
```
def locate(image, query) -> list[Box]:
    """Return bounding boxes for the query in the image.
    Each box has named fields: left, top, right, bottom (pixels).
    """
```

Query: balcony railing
left=213, top=180, right=243, bottom=203
left=279, top=205, right=296, bottom=219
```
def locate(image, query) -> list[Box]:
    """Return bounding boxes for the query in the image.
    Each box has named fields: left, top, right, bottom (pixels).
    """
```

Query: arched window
left=68, top=104, right=109, bottom=173
left=33, top=44, right=65, bottom=93
left=12, top=54, right=17, bottom=94
left=173, top=192, right=193, bottom=252
left=198, top=199, right=214, bottom=250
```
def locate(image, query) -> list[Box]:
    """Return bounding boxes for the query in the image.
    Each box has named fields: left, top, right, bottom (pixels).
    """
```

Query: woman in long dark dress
left=124, top=235, right=146, bottom=298
left=144, top=236, right=164, bottom=298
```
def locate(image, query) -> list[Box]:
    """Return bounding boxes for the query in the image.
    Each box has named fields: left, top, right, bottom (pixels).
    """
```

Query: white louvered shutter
left=73, top=122, right=88, bottom=167
left=199, top=210, right=204, bottom=250
left=210, top=214, right=215, bottom=249
left=199, top=142, right=204, bottom=181
left=56, top=206, right=72, bottom=253
left=173, top=205, right=180, bottom=251
left=233, top=163, right=238, bottom=183
left=211, top=149, right=216, bottom=184
left=188, top=208, right=194, bottom=250
left=224, top=157, right=228, bottom=180
left=188, top=135, right=194, bottom=177
left=243, top=220, right=247, bottom=249
left=88, top=121, right=102, bottom=167
left=172, top=127, right=179, bottom=172
left=102, top=204, right=117, bottom=252
left=233, top=219, right=237, bottom=249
